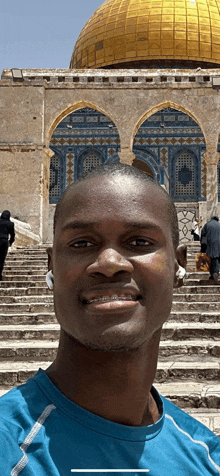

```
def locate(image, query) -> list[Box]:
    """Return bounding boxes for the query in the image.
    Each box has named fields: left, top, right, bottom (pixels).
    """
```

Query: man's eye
left=70, top=240, right=94, bottom=248
left=129, top=238, right=151, bottom=246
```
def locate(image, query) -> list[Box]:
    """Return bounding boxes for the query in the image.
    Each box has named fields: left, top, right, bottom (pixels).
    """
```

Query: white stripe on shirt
left=11, top=404, right=56, bottom=476
left=165, top=413, right=220, bottom=473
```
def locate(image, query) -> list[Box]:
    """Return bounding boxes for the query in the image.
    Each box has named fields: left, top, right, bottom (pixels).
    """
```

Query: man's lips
left=82, top=287, right=141, bottom=305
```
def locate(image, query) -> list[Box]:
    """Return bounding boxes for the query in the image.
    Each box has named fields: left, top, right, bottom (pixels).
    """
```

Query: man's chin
left=71, top=331, right=150, bottom=353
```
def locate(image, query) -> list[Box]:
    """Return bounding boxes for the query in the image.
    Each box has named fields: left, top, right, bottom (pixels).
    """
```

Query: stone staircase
left=0, top=243, right=219, bottom=436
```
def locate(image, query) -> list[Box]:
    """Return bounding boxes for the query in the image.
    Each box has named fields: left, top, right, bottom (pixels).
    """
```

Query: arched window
left=82, top=150, right=103, bottom=174
left=132, top=158, right=154, bottom=178
left=133, top=107, right=205, bottom=201
left=49, top=152, right=65, bottom=204
left=49, top=107, right=121, bottom=203
left=171, top=149, right=199, bottom=202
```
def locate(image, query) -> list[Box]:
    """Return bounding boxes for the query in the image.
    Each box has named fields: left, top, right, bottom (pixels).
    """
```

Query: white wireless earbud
left=46, top=270, right=54, bottom=290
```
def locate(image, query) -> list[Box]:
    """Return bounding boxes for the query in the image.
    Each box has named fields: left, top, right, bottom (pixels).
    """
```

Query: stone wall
left=1, top=68, right=220, bottom=241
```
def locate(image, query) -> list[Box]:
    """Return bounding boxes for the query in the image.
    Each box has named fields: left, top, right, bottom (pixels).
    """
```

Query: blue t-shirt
left=0, top=369, right=219, bottom=476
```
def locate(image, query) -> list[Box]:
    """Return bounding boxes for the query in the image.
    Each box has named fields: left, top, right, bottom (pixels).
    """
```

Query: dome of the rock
left=70, top=0, right=220, bottom=69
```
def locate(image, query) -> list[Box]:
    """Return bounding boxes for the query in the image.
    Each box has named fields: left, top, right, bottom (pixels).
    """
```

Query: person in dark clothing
left=200, top=216, right=220, bottom=282
left=0, top=210, right=15, bottom=281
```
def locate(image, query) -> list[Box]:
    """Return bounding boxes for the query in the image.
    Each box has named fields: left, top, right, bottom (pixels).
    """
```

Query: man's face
left=49, top=175, right=178, bottom=352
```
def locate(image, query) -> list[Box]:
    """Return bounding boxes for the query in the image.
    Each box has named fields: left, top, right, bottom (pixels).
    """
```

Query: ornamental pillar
left=203, top=150, right=220, bottom=219
left=40, top=147, right=54, bottom=243
left=119, top=149, right=135, bottom=165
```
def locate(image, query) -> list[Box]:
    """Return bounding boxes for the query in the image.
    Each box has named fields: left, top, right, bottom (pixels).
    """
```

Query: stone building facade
left=1, top=0, right=220, bottom=243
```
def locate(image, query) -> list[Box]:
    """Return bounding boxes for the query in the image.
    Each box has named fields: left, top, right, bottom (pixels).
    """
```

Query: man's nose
left=86, top=248, right=134, bottom=277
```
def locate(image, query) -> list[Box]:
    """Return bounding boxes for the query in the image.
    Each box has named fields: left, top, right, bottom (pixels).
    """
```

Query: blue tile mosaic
left=133, top=107, right=206, bottom=202
left=49, top=108, right=120, bottom=204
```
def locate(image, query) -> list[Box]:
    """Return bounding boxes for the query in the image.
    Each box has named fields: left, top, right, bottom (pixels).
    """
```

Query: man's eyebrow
left=123, top=222, right=163, bottom=232
left=61, top=221, right=96, bottom=232
left=61, top=221, right=164, bottom=233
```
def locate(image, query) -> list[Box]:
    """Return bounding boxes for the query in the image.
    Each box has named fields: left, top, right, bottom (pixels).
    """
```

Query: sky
left=0, top=0, right=104, bottom=73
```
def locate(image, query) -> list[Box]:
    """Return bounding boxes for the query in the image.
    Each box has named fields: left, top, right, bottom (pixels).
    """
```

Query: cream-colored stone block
left=0, top=87, right=44, bottom=144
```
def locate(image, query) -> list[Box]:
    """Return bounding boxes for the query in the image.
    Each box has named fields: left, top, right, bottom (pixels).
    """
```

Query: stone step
left=6, top=258, right=47, bottom=264
left=156, top=358, right=220, bottom=382
left=2, top=275, right=46, bottom=282
left=0, top=359, right=218, bottom=387
left=159, top=339, right=220, bottom=356
left=0, top=303, right=54, bottom=313
left=0, top=339, right=219, bottom=361
left=1, top=292, right=220, bottom=303
left=5, top=265, right=47, bottom=270
left=0, top=313, right=57, bottom=324
left=4, top=267, right=47, bottom=273
left=169, top=311, right=220, bottom=322
left=0, top=324, right=60, bottom=340
left=0, top=340, right=58, bottom=361
left=0, top=295, right=53, bottom=304
left=0, top=281, right=46, bottom=288
left=1, top=285, right=220, bottom=297
left=2, top=300, right=219, bottom=312
left=0, top=311, right=218, bottom=325
left=6, top=254, right=47, bottom=259
left=183, top=279, right=220, bottom=286
left=187, top=273, right=209, bottom=279
left=0, top=287, right=51, bottom=296
left=162, top=322, right=220, bottom=340
left=3, top=270, right=47, bottom=276
left=172, top=294, right=220, bottom=302
left=156, top=381, right=220, bottom=409
left=172, top=301, right=220, bottom=311
left=0, top=361, right=49, bottom=386
left=0, top=323, right=219, bottom=341
left=2, top=287, right=220, bottom=299
left=176, top=286, right=220, bottom=294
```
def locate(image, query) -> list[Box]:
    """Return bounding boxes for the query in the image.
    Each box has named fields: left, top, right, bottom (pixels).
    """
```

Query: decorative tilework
left=82, top=150, right=103, bottom=173
left=49, top=107, right=120, bottom=204
left=201, top=152, right=207, bottom=199
left=133, top=107, right=205, bottom=202
left=66, top=153, right=74, bottom=186
left=49, top=153, right=63, bottom=202
left=176, top=206, right=198, bottom=243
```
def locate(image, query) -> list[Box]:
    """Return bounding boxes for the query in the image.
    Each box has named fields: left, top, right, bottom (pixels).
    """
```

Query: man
left=0, top=210, right=15, bottom=281
left=200, top=216, right=220, bottom=282
left=0, top=164, right=219, bottom=475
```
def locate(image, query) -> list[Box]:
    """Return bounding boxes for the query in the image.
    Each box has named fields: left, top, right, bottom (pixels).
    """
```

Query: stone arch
left=47, top=101, right=120, bottom=147
left=49, top=106, right=121, bottom=204
left=132, top=159, right=154, bottom=178
left=132, top=149, right=160, bottom=182
left=77, top=148, right=105, bottom=178
left=132, top=101, right=206, bottom=145
left=132, top=106, right=206, bottom=199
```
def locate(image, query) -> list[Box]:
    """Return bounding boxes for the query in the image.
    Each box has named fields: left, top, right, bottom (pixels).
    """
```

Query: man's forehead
left=57, top=175, right=170, bottom=230
left=62, top=175, right=167, bottom=208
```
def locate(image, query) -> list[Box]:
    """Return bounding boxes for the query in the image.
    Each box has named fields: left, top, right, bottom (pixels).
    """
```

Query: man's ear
left=174, top=244, right=187, bottom=288
left=46, top=247, right=53, bottom=271
left=176, top=244, right=187, bottom=269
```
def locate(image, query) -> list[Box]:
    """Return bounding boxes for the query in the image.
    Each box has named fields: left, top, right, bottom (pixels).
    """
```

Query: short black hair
left=54, top=163, right=179, bottom=249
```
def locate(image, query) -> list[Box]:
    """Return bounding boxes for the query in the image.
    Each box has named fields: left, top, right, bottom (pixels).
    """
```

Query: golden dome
left=70, top=0, right=220, bottom=69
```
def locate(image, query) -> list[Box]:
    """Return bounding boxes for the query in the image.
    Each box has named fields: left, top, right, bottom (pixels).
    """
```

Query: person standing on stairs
left=200, top=216, right=220, bottom=282
left=191, top=217, right=201, bottom=241
left=0, top=210, right=15, bottom=281
left=0, top=165, right=219, bottom=475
